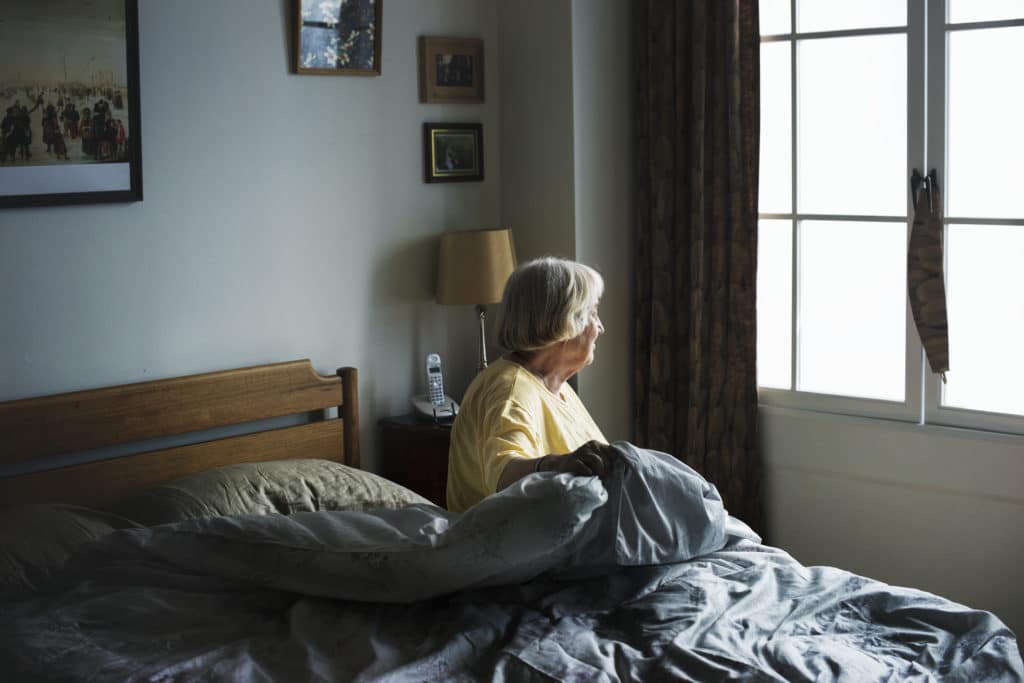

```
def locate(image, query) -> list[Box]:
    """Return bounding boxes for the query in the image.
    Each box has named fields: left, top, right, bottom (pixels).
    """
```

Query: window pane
left=798, top=35, right=906, bottom=216
left=759, top=42, right=792, bottom=214
left=797, top=0, right=905, bottom=32
left=758, top=220, right=793, bottom=389
left=947, top=27, right=1024, bottom=219
left=761, top=0, right=791, bottom=35
left=943, top=225, right=1024, bottom=416
left=797, top=221, right=905, bottom=400
left=949, top=0, right=1024, bottom=23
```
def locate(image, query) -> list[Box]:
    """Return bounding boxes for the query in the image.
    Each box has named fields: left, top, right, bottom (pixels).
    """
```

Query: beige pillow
left=116, top=459, right=432, bottom=526
left=0, top=504, right=141, bottom=599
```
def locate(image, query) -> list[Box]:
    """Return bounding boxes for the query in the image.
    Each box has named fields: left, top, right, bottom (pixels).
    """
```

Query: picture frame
left=423, top=122, right=483, bottom=183
left=295, top=0, right=382, bottom=76
left=0, top=0, right=143, bottom=209
left=419, top=37, right=484, bottom=104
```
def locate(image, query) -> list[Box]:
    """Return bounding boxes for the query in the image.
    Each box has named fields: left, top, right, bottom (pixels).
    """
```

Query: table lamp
left=436, top=228, right=517, bottom=372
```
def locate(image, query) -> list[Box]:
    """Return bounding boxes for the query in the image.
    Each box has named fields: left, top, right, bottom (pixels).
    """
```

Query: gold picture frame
left=419, top=37, right=484, bottom=103
left=423, top=123, right=483, bottom=183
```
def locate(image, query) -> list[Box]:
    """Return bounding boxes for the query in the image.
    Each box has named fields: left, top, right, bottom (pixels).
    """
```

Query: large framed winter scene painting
left=0, top=0, right=142, bottom=208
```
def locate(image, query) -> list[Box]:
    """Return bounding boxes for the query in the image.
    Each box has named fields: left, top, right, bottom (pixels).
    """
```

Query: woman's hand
left=538, top=440, right=618, bottom=479
left=496, top=441, right=618, bottom=491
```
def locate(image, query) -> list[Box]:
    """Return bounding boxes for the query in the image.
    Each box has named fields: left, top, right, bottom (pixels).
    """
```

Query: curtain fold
left=634, top=0, right=763, bottom=535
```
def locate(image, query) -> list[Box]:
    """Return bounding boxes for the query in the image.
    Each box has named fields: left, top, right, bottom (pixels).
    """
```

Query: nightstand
left=378, top=414, right=452, bottom=508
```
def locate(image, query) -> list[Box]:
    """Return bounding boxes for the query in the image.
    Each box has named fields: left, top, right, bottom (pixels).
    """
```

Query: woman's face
left=562, top=303, right=605, bottom=371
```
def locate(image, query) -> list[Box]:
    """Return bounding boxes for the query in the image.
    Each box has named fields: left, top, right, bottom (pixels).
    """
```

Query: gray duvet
left=1, top=444, right=1021, bottom=682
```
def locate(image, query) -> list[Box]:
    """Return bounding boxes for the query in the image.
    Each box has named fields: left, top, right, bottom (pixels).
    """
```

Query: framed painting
left=295, top=0, right=382, bottom=76
left=0, top=0, right=143, bottom=209
left=423, top=122, right=483, bottom=183
left=419, top=37, right=483, bottom=104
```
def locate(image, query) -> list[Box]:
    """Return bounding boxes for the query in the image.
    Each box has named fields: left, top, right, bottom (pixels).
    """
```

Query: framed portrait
left=295, top=0, right=382, bottom=76
left=419, top=37, right=484, bottom=104
left=423, top=123, right=483, bottom=183
left=0, top=0, right=143, bottom=209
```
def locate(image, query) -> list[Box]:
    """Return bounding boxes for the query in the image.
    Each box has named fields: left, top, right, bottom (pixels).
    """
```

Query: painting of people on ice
left=0, top=0, right=142, bottom=208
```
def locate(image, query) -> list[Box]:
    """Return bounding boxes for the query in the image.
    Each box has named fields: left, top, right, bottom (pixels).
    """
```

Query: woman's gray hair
left=497, top=257, right=604, bottom=352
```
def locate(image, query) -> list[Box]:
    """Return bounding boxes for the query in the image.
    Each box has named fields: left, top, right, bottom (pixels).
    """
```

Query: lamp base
left=476, top=304, right=488, bottom=372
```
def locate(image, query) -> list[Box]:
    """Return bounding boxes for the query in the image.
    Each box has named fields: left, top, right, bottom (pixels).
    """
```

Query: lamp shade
left=436, top=228, right=517, bottom=305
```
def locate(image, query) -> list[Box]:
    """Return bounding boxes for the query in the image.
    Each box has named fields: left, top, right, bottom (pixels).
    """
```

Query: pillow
left=0, top=504, right=141, bottom=599
left=115, top=459, right=432, bottom=526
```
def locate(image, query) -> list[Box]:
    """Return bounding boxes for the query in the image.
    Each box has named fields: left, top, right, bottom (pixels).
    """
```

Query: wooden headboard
left=0, top=360, right=359, bottom=507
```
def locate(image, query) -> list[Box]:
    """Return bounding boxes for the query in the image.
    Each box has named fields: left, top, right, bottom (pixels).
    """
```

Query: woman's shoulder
left=466, top=359, right=542, bottom=407
left=478, top=358, right=529, bottom=391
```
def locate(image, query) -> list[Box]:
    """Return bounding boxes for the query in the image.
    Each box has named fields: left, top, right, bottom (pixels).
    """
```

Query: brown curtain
left=634, top=0, right=764, bottom=535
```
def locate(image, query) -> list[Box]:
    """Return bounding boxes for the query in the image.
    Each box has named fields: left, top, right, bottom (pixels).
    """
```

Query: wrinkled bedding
left=1, top=444, right=1020, bottom=682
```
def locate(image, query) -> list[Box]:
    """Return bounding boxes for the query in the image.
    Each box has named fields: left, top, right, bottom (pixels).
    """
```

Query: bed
left=0, top=359, right=1021, bottom=682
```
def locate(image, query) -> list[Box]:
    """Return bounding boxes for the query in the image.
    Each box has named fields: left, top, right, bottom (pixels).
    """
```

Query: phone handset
left=411, top=353, right=459, bottom=424
left=426, top=353, right=445, bottom=405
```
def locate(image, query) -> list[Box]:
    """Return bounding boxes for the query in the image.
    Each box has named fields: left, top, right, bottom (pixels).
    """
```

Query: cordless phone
left=426, top=353, right=445, bottom=406
left=411, top=353, right=458, bottom=424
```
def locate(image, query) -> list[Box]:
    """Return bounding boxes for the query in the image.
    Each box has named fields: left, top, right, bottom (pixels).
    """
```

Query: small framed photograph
left=0, top=0, right=143, bottom=209
left=295, top=0, right=382, bottom=76
left=423, top=123, right=483, bottom=183
left=419, top=37, right=484, bottom=104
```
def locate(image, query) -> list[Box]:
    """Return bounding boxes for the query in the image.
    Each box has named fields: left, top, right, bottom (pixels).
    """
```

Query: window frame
left=757, top=0, right=1024, bottom=436
left=921, top=5, right=1024, bottom=435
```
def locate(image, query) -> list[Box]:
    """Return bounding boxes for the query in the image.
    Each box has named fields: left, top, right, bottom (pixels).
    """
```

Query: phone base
left=410, top=395, right=459, bottom=426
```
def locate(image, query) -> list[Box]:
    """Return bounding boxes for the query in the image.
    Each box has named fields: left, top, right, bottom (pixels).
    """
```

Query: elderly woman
left=445, top=257, right=618, bottom=513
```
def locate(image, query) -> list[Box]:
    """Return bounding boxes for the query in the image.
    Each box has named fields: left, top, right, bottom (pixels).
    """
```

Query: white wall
left=571, top=0, right=633, bottom=443
left=0, top=0, right=501, bottom=471
left=496, top=0, right=575, bottom=264
left=762, top=407, right=1024, bottom=636
left=497, top=0, right=633, bottom=443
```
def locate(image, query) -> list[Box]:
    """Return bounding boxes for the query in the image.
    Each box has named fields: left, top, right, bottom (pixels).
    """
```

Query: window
left=757, top=1, right=1024, bottom=434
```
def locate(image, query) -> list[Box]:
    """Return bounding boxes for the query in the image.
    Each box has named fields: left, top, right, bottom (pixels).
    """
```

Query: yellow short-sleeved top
left=445, top=357, right=606, bottom=513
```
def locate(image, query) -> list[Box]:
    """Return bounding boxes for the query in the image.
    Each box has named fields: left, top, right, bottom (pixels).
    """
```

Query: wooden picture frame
left=423, top=123, right=483, bottom=183
left=0, top=0, right=143, bottom=209
left=295, top=0, right=382, bottom=76
left=419, top=37, right=484, bottom=104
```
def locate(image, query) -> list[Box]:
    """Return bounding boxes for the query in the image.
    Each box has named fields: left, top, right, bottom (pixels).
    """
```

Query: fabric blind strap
left=908, top=169, right=950, bottom=378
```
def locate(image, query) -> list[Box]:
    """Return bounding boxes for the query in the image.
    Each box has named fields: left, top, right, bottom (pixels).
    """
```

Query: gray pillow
left=0, top=504, right=141, bottom=599
left=116, top=459, right=432, bottom=526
